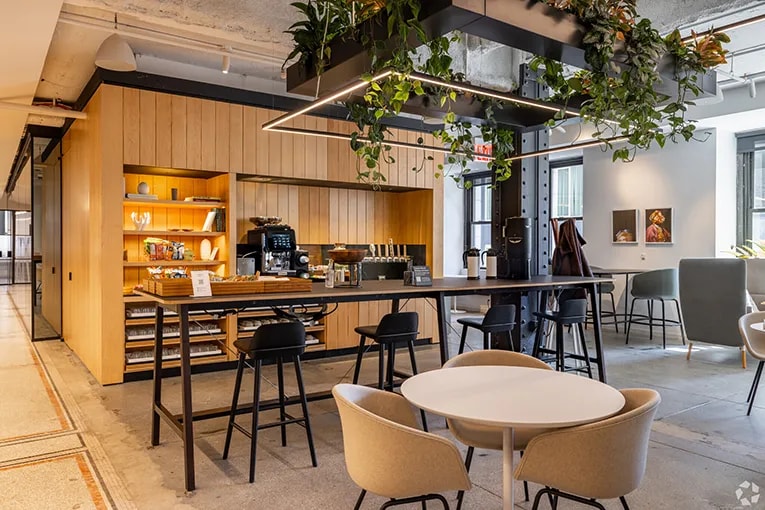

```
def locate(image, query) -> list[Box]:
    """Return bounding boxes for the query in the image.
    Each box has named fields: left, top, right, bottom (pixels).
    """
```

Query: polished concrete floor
left=15, top=304, right=765, bottom=509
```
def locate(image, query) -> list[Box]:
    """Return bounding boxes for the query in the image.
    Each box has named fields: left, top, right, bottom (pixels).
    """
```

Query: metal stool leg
left=625, top=298, right=636, bottom=344
left=248, top=359, right=263, bottom=483
left=378, top=342, right=385, bottom=390
left=293, top=355, right=318, bottom=467
left=458, top=324, right=468, bottom=354
left=277, top=357, right=287, bottom=447
left=222, top=352, right=246, bottom=460
left=386, top=343, right=396, bottom=392
left=577, top=323, right=593, bottom=379
left=648, top=299, right=654, bottom=341
left=483, top=331, right=490, bottom=350
left=352, top=335, right=367, bottom=384
left=407, top=340, right=429, bottom=432
left=555, top=322, right=564, bottom=372
left=660, top=298, right=667, bottom=349
left=610, top=292, right=619, bottom=333
left=673, top=299, right=686, bottom=345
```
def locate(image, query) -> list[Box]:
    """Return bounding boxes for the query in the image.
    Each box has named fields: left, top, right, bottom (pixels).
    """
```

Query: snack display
left=144, top=237, right=187, bottom=261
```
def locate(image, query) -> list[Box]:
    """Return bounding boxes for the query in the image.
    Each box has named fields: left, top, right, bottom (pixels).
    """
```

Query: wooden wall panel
left=155, top=93, right=172, bottom=168
left=138, top=90, right=156, bottom=166
left=201, top=100, right=217, bottom=170
left=215, top=102, right=230, bottom=172
left=171, top=95, right=187, bottom=168
left=186, top=97, right=202, bottom=169
left=229, top=104, right=244, bottom=173
left=123, top=88, right=140, bottom=165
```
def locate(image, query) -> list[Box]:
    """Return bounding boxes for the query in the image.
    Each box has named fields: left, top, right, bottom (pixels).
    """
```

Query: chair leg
left=626, top=298, right=636, bottom=344
left=747, top=360, right=764, bottom=416
left=577, top=323, right=593, bottom=379
left=293, top=355, right=318, bottom=467
left=378, top=342, right=385, bottom=390
left=520, top=450, right=529, bottom=502
left=610, top=292, right=619, bottom=333
left=533, top=317, right=545, bottom=358
left=747, top=360, right=763, bottom=403
left=555, top=322, right=564, bottom=372
left=386, top=343, right=396, bottom=392
left=352, top=335, right=367, bottom=384
left=620, top=496, right=630, bottom=510
left=248, top=359, right=263, bottom=483
left=660, top=298, right=667, bottom=350
left=458, top=325, right=468, bottom=355
left=686, top=342, right=693, bottom=361
left=222, top=352, right=246, bottom=460
left=277, top=357, right=287, bottom=447
left=407, top=340, right=429, bottom=432
left=483, top=331, right=490, bottom=351
left=742, top=348, right=748, bottom=369
left=673, top=299, right=685, bottom=345
left=648, top=299, right=654, bottom=341
left=456, top=446, right=474, bottom=510
left=354, top=489, right=367, bottom=510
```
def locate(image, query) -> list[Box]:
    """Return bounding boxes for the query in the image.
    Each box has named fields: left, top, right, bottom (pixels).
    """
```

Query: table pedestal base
left=503, top=427, right=515, bottom=510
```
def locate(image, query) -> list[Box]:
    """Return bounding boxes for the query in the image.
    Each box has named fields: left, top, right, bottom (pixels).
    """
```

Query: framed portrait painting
left=645, top=208, right=673, bottom=244
left=612, top=209, right=639, bottom=244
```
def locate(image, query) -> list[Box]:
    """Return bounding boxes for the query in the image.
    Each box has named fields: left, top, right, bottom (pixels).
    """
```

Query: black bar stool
left=457, top=304, right=517, bottom=354
left=222, top=321, right=317, bottom=483
left=532, top=298, right=594, bottom=378
left=585, top=280, right=619, bottom=332
left=351, top=312, right=428, bottom=430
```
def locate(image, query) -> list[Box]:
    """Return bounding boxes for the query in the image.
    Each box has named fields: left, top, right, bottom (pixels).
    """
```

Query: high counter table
left=136, top=275, right=612, bottom=491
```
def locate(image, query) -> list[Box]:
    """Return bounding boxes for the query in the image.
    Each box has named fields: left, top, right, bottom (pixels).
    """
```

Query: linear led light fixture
left=680, top=13, right=765, bottom=43
left=262, top=70, right=580, bottom=155
left=506, top=135, right=629, bottom=162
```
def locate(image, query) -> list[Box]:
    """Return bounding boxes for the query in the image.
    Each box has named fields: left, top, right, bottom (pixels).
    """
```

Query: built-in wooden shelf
left=123, top=260, right=223, bottom=267
left=123, top=230, right=226, bottom=237
left=125, top=335, right=227, bottom=350
left=125, top=314, right=217, bottom=325
left=124, top=199, right=224, bottom=209
left=124, top=354, right=228, bottom=373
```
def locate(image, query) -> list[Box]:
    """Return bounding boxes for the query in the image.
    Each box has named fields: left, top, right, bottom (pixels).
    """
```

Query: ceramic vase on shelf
left=200, top=238, right=212, bottom=261
left=130, top=211, right=151, bottom=231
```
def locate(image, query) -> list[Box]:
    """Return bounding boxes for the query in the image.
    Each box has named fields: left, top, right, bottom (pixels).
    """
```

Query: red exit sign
left=474, top=142, right=492, bottom=162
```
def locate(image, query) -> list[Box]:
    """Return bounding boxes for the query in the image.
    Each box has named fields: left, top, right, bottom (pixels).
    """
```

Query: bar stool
left=456, top=304, right=517, bottom=354
left=585, top=279, right=619, bottom=332
left=625, top=268, right=685, bottom=348
left=222, top=321, right=317, bottom=483
left=532, top=298, right=594, bottom=378
left=351, top=311, right=428, bottom=430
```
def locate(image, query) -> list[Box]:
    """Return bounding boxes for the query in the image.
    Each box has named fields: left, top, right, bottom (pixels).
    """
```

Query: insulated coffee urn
left=482, top=248, right=498, bottom=279
left=504, top=217, right=531, bottom=280
left=463, top=248, right=481, bottom=280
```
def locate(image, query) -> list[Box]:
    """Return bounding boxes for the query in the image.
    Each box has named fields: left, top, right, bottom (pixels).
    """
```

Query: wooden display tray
left=143, top=278, right=312, bottom=297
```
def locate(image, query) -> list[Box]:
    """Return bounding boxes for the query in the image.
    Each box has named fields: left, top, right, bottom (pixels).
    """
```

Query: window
left=550, top=158, right=584, bottom=252
left=737, top=133, right=765, bottom=244
left=464, top=173, right=493, bottom=260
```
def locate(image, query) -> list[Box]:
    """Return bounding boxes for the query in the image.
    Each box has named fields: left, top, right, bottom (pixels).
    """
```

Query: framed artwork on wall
left=645, top=208, right=673, bottom=244
left=612, top=209, right=639, bottom=244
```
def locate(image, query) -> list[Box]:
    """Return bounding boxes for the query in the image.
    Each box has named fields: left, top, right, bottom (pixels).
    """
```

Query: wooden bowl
left=328, top=249, right=367, bottom=264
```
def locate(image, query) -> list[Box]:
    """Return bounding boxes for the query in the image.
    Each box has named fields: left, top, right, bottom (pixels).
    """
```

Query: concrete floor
left=31, top=315, right=765, bottom=510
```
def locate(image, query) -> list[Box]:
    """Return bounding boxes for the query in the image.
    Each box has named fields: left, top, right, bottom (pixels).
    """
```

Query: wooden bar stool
left=222, top=321, right=317, bottom=483
left=532, top=298, right=594, bottom=378
left=351, top=311, right=428, bottom=430
left=457, top=304, right=517, bottom=354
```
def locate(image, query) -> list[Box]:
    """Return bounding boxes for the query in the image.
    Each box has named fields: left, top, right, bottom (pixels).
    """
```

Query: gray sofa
left=679, top=258, right=747, bottom=367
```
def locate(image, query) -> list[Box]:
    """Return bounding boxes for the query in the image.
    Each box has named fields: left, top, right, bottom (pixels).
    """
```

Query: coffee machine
left=239, top=224, right=309, bottom=277
left=503, top=217, right=532, bottom=280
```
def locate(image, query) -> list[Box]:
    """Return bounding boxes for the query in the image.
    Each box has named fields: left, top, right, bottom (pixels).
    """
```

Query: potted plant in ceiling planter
left=283, top=0, right=729, bottom=183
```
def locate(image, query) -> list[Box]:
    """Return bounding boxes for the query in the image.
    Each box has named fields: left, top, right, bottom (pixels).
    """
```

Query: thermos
left=463, top=248, right=481, bottom=280
left=482, top=248, right=498, bottom=279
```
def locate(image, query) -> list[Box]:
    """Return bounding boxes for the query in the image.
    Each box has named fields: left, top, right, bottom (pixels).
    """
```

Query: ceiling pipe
left=0, top=101, right=87, bottom=119
left=58, top=11, right=284, bottom=68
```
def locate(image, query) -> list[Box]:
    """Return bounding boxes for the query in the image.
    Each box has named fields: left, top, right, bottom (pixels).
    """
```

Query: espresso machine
left=238, top=224, right=309, bottom=277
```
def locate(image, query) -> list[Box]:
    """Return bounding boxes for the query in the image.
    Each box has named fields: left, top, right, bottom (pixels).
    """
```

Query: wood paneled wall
left=120, top=89, right=441, bottom=189
left=62, top=86, right=124, bottom=384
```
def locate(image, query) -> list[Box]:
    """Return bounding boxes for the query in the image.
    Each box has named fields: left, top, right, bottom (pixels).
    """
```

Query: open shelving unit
left=122, top=165, right=233, bottom=375
left=235, top=304, right=328, bottom=353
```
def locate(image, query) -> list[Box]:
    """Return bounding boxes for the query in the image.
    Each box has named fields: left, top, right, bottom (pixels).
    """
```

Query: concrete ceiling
left=5, top=0, right=765, bottom=195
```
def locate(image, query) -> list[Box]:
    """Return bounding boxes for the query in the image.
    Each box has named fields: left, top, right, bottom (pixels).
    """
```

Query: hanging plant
left=285, top=0, right=516, bottom=187
left=531, top=0, right=729, bottom=162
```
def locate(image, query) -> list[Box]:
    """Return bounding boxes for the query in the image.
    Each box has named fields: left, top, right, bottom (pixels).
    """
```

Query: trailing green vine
left=531, top=0, right=729, bottom=162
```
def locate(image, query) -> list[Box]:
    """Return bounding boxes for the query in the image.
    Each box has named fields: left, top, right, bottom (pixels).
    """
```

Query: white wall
left=581, top=131, right=729, bottom=317
left=443, top=176, right=465, bottom=277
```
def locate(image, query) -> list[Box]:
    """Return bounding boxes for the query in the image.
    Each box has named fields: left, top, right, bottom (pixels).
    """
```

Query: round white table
left=401, top=366, right=625, bottom=510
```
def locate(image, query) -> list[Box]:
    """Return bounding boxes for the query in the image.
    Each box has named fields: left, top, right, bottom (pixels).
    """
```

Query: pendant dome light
left=95, top=34, right=136, bottom=72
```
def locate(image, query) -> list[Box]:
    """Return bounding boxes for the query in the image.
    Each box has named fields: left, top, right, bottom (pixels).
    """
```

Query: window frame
left=736, top=132, right=765, bottom=246
left=549, top=157, right=584, bottom=222
left=463, top=172, right=493, bottom=266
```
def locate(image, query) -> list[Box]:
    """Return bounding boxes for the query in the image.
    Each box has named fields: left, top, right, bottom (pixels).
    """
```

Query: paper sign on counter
left=190, top=270, right=212, bottom=297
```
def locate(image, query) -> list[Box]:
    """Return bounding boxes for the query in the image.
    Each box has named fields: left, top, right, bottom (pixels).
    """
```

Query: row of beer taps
left=366, top=238, right=409, bottom=263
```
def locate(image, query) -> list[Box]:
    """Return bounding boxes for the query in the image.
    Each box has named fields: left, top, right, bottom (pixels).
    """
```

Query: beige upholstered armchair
left=515, top=388, right=660, bottom=510
left=442, top=350, right=553, bottom=508
left=738, top=312, right=765, bottom=415
left=332, top=384, right=470, bottom=509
